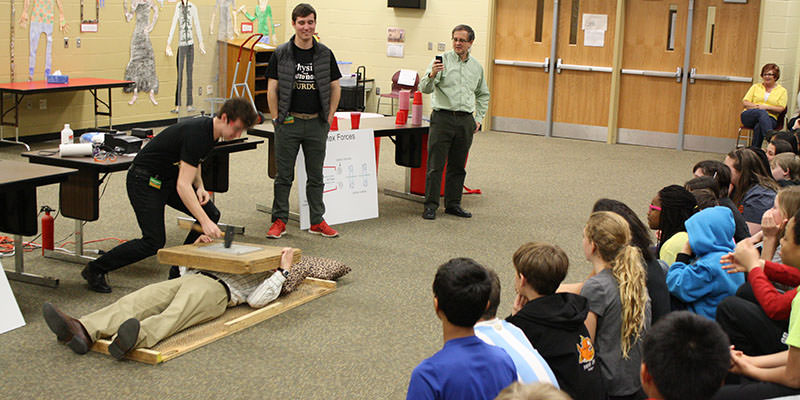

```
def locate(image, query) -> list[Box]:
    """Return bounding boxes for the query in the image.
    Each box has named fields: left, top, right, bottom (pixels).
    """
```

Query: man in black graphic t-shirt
left=80, top=98, right=257, bottom=293
left=265, top=3, right=341, bottom=239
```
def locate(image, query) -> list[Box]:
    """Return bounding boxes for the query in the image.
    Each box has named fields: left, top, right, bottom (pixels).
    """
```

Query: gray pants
left=29, top=21, right=53, bottom=77
left=175, top=45, right=194, bottom=106
left=424, top=110, right=475, bottom=209
left=271, top=117, right=329, bottom=225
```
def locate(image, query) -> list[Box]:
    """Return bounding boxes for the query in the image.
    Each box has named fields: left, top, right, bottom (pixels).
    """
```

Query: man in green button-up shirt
left=420, top=24, right=490, bottom=221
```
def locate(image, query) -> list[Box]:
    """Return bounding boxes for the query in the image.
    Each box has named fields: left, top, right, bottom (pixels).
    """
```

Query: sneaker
left=309, top=220, right=339, bottom=237
left=266, top=219, right=286, bottom=239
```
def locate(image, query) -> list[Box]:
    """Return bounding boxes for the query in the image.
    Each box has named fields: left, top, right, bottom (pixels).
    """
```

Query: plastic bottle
left=411, top=91, right=423, bottom=126
left=60, top=124, right=73, bottom=145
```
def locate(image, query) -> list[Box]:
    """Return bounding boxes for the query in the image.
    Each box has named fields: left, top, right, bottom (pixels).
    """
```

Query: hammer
left=177, top=219, right=237, bottom=248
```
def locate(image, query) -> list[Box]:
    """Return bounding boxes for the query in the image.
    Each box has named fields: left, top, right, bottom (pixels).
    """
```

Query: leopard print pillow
left=281, top=256, right=351, bottom=295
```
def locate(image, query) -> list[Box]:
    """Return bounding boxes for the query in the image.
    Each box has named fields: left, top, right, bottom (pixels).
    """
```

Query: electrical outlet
left=64, top=37, right=68, bottom=48
left=76, top=37, right=81, bottom=48
left=198, top=86, right=202, bottom=96
left=206, top=85, right=213, bottom=96
left=427, top=42, right=432, bottom=50
left=437, top=42, right=446, bottom=51
left=39, top=99, right=47, bottom=110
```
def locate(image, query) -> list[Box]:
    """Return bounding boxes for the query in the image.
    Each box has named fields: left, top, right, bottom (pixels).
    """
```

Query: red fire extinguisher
left=41, top=206, right=54, bottom=254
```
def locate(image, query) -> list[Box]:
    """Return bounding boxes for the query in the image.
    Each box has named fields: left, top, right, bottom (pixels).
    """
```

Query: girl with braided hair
left=647, top=185, right=698, bottom=265
left=580, top=211, right=650, bottom=400
left=725, top=148, right=779, bottom=234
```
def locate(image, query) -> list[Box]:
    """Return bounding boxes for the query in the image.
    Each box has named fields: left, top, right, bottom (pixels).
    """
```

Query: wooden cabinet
left=221, top=38, right=274, bottom=113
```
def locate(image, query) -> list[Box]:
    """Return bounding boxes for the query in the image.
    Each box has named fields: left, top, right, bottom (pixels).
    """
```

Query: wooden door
left=684, top=0, right=759, bottom=151
left=490, top=0, right=553, bottom=134
left=551, top=0, right=617, bottom=140
left=617, top=0, right=688, bottom=147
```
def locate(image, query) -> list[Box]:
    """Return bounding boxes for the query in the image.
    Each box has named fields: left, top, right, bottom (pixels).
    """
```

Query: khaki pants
left=80, top=274, right=228, bottom=348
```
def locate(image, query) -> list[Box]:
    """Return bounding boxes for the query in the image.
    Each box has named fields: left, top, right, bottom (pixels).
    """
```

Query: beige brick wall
left=758, top=0, right=800, bottom=119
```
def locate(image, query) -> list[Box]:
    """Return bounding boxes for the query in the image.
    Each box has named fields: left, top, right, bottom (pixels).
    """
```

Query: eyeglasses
left=649, top=204, right=662, bottom=212
left=763, top=73, right=776, bottom=77
left=452, top=38, right=470, bottom=43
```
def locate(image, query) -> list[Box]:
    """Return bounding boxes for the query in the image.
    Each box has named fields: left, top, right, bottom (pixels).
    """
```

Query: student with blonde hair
left=578, top=211, right=651, bottom=399
left=770, top=152, right=800, bottom=187
left=494, top=382, right=572, bottom=400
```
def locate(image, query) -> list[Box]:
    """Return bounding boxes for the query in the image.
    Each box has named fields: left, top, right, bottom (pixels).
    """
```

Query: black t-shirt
left=133, top=117, right=216, bottom=181
left=266, top=41, right=341, bottom=114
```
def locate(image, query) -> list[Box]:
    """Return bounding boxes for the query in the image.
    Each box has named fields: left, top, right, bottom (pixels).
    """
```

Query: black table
left=21, top=137, right=263, bottom=264
left=0, top=160, right=77, bottom=286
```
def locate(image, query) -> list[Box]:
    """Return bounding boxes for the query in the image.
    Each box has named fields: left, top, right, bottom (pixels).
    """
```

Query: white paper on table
left=397, top=69, right=417, bottom=86
left=387, top=43, right=404, bottom=58
left=0, top=258, right=26, bottom=334
left=584, top=30, right=605, bottom=47
left=297, top=129, right=379, bottom=230
left=582, top=13, right=608, bottom=31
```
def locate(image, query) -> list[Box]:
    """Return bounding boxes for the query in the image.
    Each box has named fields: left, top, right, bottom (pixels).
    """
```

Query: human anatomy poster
left=297, top=129, right=379, bottom=230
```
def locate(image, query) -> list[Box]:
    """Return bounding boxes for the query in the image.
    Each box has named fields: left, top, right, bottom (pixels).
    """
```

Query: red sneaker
left=266, top=219, right=286, bottom=239
left=309, top=220, right=339, bottom=237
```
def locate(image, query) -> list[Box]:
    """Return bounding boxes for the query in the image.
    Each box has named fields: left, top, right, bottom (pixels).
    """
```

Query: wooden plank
left=89, top=278, right=335, bottom=364
left=156, top=242, right=302, bottom=274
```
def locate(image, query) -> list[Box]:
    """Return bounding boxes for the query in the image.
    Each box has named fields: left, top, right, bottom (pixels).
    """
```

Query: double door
left=491, top=0, right=759, bottom=152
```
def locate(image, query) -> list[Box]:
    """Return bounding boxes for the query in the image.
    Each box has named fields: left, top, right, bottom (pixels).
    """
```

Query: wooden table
left=0, top=78, right=133, bottom=150
left=0, top=160, right=76, bottom=286
left=21, top=136, right=263, bottom=264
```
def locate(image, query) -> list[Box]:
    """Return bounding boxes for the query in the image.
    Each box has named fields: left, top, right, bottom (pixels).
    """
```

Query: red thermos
left=41, top=206, right=54, bottom=254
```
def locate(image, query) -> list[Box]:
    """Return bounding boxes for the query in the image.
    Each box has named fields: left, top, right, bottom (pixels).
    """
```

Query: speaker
left=388, top=0, right=426, bottom=9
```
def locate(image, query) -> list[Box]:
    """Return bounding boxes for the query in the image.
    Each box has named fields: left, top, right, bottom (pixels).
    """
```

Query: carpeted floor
left=0, top=128, right=715, bottom=399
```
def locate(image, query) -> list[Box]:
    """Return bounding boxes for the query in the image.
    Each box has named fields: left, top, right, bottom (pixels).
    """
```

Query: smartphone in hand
left=435, top=55, right=443, bottom=63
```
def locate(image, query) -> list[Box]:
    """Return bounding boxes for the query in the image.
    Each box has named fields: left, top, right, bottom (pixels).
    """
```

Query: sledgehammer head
left=224, top=225, right=235, bottom=248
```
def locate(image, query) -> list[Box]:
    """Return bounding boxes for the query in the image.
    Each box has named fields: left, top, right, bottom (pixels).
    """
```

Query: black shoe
left=445, top=206, right=472, bottom=218
left=81, top=264, right=112, bottom=293
left=422, top=208, right=436, bottom=220
left=42, top=302, right=93, bottom=354
left=109, top=318, right=140, bottom=360
left=168, top=266, right=181, bottom=280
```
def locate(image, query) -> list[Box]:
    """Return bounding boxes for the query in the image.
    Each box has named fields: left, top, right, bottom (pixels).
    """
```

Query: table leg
left=0, top=93, right=30, bottom=150
left=383, top=168, right=424, bottom=202
left=43, top=219, right=96, bottom=264
left=4, top=233, right=59, bottom=287
left=254, top=203, right=300, bottom=222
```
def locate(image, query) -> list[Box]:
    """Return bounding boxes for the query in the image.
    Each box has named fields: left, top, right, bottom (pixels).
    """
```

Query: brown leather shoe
left=42, top=302, right=93, bottom=354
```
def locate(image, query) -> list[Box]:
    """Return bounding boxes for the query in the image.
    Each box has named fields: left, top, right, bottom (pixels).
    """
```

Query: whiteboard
left=297, top=128, right=379, bottom=230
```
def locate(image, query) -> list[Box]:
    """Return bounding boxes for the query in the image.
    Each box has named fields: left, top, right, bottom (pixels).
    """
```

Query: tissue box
left=46, top=74, right=69, bottom=84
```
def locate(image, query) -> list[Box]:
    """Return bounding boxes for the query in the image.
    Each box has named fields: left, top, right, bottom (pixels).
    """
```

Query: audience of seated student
left=593, top=199, right=670, bottom=324
left=42, top=243, right=295, bottom=360
left=740, top=63, right=787, bottom=149
left=771, top=152, right=800, bottom=187
left=407, top=258, right=517, bottom=400
left=749, top=147, right=774, bottom=180
left=575, top=211, right=651, bottom=400
left=640, top=311, right=731, bottom=400
left=666, top=206, right=743, bottom=319
left=770, top=131, right=799, bottom=154
left=767, top=138, right=794, bottom=162
left=717, top=192, right=800, bottom=357
left=689, top=188, right=719, bottom=210
left=688, top=164, right=751, bottom=242
left=494, top=382, right=572, bottom=400
left=713, top=212, right=800, bottom=399
left=725, top=148, right=779, bottom=234
left=647, top=185, right=697, bottom=265
left=474, top=268, right=560, bottom=387
left=506, top=242, right=606, bottom=400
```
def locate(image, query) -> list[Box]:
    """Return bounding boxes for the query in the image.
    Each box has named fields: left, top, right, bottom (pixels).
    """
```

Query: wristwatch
left=272, top=118, right=281, bottom=126
left=276, top=267, right=290, bottom=278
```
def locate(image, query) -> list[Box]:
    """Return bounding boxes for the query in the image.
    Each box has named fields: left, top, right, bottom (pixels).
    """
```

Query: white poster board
left=0, top=259, right=26, bottom=334
left=297, top=129, right=379, bottom=230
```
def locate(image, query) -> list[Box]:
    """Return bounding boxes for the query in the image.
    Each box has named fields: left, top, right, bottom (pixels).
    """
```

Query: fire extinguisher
left=41, top=206, right=54, bottom=254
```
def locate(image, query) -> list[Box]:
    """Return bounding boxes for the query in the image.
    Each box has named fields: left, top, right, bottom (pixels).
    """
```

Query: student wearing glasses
left=419, top=24, right=490, bottom=221
left=741, top=63, right=787, bottom=149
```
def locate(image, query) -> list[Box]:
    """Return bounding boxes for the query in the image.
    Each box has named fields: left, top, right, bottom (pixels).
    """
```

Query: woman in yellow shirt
left=741, top=63, right=788, bottom=149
